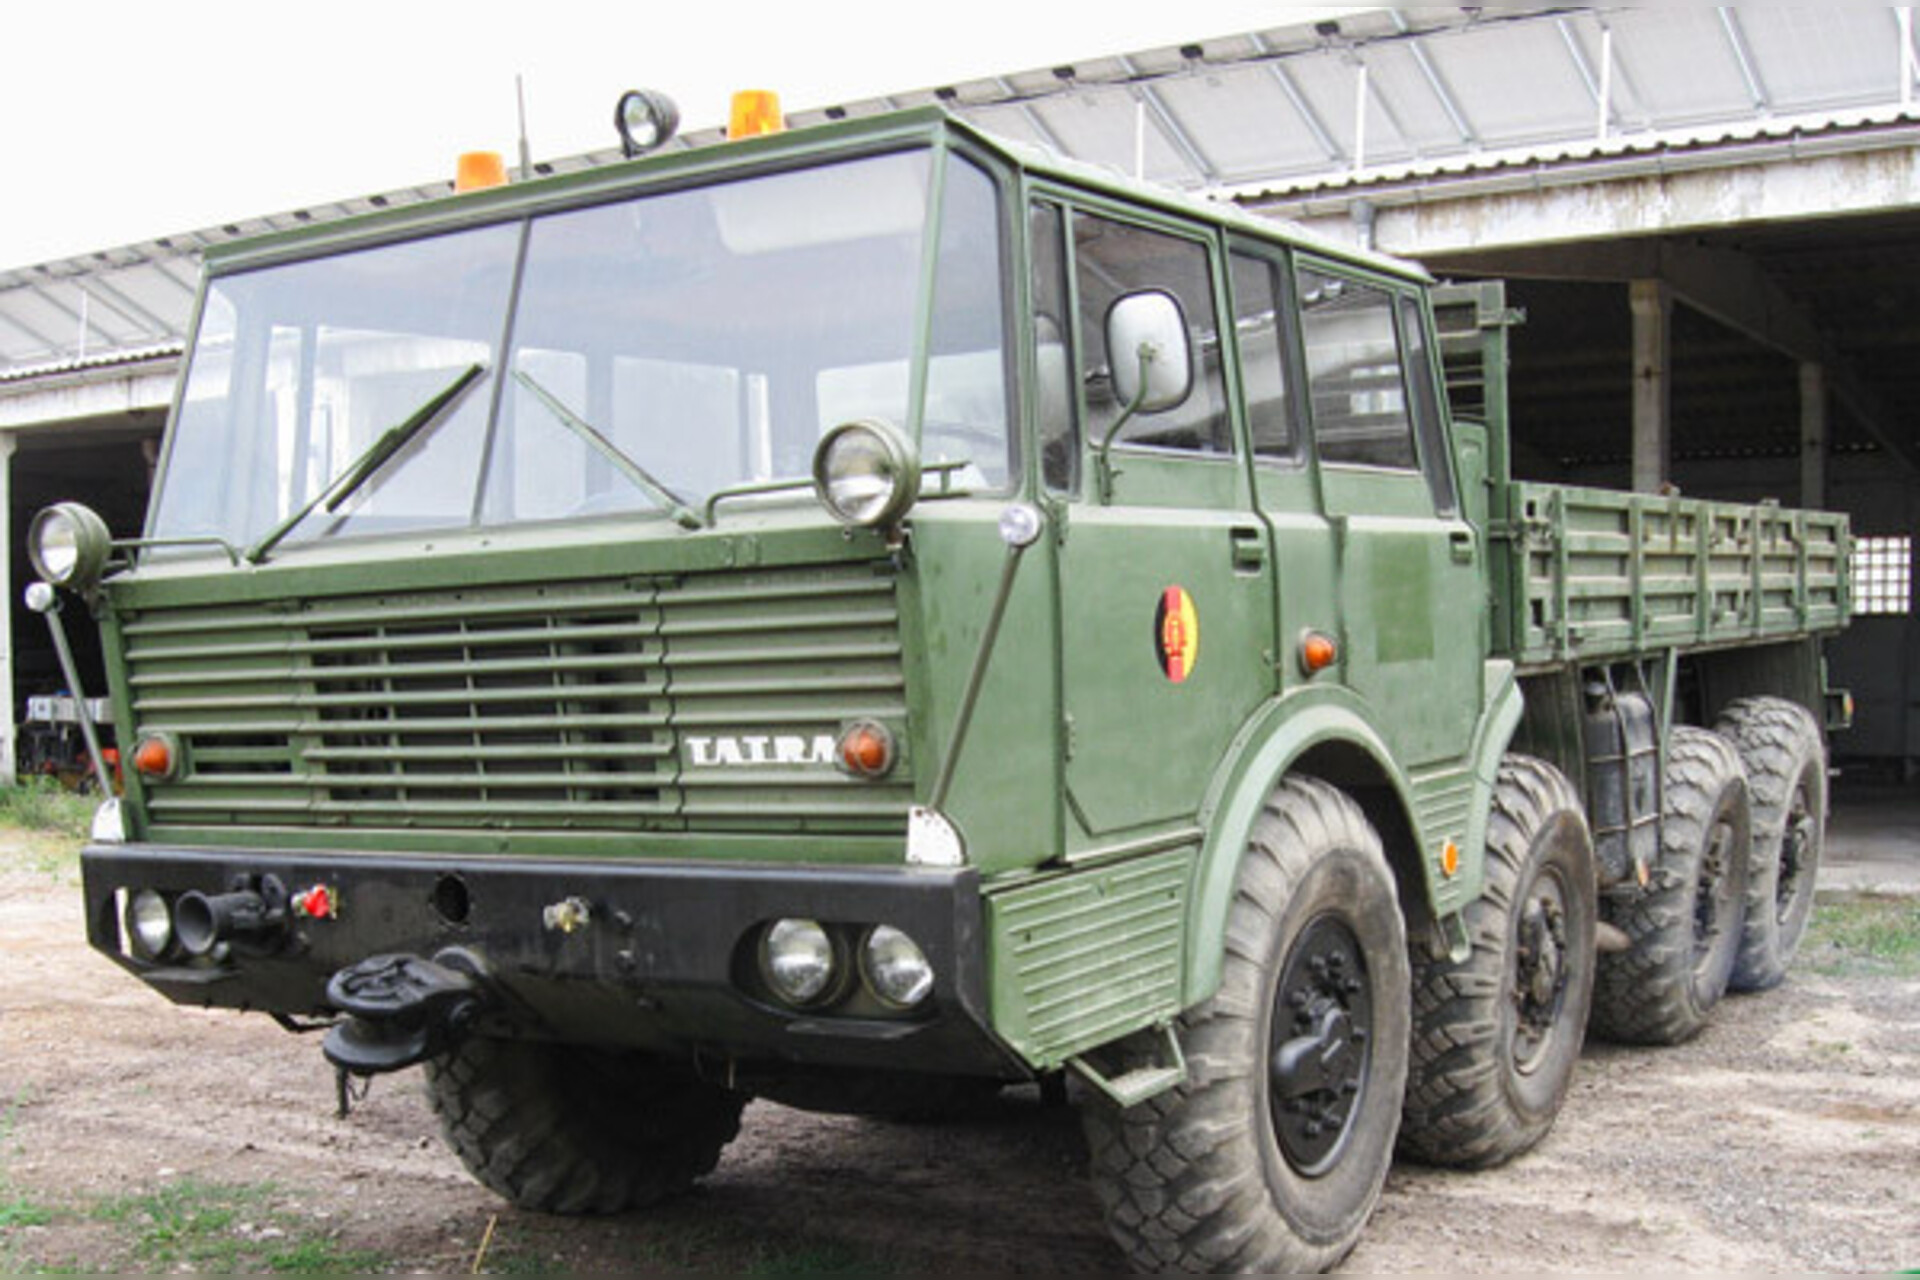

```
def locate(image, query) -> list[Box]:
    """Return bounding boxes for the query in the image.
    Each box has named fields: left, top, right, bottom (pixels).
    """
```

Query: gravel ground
left=1, top=824, right=1915, bottom=1273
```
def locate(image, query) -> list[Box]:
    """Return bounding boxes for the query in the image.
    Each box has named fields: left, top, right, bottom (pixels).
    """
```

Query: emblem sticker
left=1155, top=586, right=1200, bottom=683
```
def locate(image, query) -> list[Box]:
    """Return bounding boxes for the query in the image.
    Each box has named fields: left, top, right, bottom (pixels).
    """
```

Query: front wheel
left=1400, top=754, right=1596, bottom=1168
left=424, top=1036, right=745, bottom=1214
left=1080, top=776, right=1410, bottom=1273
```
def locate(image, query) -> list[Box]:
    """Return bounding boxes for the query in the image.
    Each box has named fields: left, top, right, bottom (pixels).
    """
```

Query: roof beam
left=1422, top=237, right=1920, bottom=475
left=1717, top=8, right=1770, bottom=113
left=1252, top=35, right=1344, bottom=164
left=1391, top=10, right=1476, bottom=146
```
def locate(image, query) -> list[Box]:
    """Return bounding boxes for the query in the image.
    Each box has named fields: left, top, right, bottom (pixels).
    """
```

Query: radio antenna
left=515, top=74, right=533, bottom=181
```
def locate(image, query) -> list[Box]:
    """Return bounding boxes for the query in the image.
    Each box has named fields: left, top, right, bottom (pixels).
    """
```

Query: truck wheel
left=1400, top=755, right=1595, bottom=1168
left=424, top=1036, right=744, bottom=1214
left=1080, top=776, right=1409, bottom=1273
left=1589, top=727, right=1751, bottom=1045
left=1714, top=697, right=1827, bottom=992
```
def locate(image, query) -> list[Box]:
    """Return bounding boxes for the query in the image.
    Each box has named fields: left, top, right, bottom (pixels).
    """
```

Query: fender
left=1181, top=660, right=1524, bottom=1008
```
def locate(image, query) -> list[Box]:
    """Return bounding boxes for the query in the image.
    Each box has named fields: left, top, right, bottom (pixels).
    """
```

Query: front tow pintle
left=322, top=951, right=487, bottom=1076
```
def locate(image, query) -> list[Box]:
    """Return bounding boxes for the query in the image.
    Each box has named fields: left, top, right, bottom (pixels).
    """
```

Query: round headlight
left=615, top=88, right=680, bottom=157
left=28, top=502, right=112, bottom=589
left=861, top=925, right=934, bottom=1010
left=760, top=918, right=837, bottom=1007
left=125, top=889, right=174, bottom=961
left=812, top=420, right=920, bottom=529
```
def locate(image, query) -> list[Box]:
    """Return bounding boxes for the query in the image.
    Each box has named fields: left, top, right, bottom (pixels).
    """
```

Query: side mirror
left=1106, top=290, right=1192, bottom=415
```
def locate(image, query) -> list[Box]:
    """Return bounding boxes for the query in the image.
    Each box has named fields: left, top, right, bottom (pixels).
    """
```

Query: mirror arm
left=1092, top=343, right=1157, bottom=506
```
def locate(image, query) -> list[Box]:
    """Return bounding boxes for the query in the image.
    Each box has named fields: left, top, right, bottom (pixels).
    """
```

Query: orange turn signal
left=729, top=89, right=785, bottom=139
left=1440, top=840, right=1461, bottom=878
left=132, top=734, right=175, bottom=781
left=836, top=720, right=895, bottom=779
left=1300, top=631, right=1338, bottom=675
left=455, top=151, right=508, bottom=192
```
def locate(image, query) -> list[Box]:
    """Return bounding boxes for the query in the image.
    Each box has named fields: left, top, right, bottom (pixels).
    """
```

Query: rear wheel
left=1400, top=755, right=1596, bottom=1168
left=1714, top=697, right=1827, bottom=992
left=1590, top=727, right=1750, bottom=1045
left=1080, top=776, right=1409, bottom=1273
left=425, top=1036, right=744, bottom=1214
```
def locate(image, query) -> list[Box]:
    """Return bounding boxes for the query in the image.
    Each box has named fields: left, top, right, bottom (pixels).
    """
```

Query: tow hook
left=321, top=949, right=489, bottom=1079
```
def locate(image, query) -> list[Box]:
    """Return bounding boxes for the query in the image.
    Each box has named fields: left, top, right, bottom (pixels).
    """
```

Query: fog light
left=861, top=925, right=934, bottom=1009
left=760, top=918, right=837, bottom=1007
left=126, top=889, right=174, bottom=960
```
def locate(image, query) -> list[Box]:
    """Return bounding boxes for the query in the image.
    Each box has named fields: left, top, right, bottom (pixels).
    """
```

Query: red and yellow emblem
left=1155, top=586, right=1200, bottom=683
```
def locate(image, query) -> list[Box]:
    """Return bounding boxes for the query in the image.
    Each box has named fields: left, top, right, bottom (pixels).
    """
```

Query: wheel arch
left=1184, top=694, right=1423, bottom=1008
left=1183, top=667, right=1526, bottom=1008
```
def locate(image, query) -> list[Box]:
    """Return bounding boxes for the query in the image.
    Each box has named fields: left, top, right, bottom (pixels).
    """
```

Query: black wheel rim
left=1776, top=780, right=1815, bottom=924
left=1269, top=913, right=1373, bottom=1178
left=1511, top=866, right=1573, bottom=1075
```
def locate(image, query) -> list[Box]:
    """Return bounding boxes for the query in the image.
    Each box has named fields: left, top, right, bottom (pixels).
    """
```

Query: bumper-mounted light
left=759, top=918, right=839, bottom=1007
left=861, top=925, right=934, bottom=1009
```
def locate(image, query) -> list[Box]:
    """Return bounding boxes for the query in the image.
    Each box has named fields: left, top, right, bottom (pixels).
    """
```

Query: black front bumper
left=83, top=844, right=1020, bottom=1079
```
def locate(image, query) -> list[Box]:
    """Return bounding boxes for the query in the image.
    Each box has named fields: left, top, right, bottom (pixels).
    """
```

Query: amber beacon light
left=729, top=89, right=785, bottom=138
left=454, top=151, right=508, bottom=192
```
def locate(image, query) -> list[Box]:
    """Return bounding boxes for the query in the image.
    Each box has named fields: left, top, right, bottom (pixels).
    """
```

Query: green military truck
left=38, top=104, right=1849, bottom=1272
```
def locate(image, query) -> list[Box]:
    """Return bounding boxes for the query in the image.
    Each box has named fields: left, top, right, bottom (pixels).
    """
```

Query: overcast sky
left=2, top=1, right=1360, bottom=272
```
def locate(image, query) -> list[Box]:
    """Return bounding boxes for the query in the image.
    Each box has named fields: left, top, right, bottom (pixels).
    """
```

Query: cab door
left=1294, top=259, right=1484, bottom=767
left=1031, top=199, right=1277, bottom=848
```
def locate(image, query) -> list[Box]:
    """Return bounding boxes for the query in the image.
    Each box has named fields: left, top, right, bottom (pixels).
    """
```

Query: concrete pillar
left=0, top=431, right=16, bottom=784
left=1799, top=361, right=1827, bottom=508
left=1630, top=279, right=1672, bottom=493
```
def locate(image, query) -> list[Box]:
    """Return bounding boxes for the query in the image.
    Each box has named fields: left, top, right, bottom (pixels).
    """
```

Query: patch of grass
left=0, top=1095, right=57, bottom=1268
left=93, top=1179, right=386, bottom=1273
left=1806, top=895, right=1920, bottom=977
left=0, top=779, right=96, bottom=841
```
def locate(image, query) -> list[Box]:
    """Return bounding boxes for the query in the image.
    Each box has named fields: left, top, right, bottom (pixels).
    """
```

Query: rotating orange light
left=1300, top=632, right=1338, bottom=674
left=729, top=89, right=785, bottom=138
left=455, top=151, right=508, bottom=192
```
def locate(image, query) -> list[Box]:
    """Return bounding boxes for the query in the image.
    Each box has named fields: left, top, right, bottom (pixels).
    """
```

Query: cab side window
left=1073, top=213, right=1230, bottom=457
left=1229, top=252, right=1297, bottom=461
left=1297, top=269, right=1417, bottom=470
left=1030, top=201, right=1079, bottom=492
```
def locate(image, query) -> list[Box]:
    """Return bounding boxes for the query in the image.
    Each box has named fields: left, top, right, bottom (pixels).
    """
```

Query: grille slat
left=125, top=562, right=910, bottom=838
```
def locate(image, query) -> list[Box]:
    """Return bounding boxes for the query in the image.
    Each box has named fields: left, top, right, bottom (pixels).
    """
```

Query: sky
left=2, top=1, right=1361, bottom=272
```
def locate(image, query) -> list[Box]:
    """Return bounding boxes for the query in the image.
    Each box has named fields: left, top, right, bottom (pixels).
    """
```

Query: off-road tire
left=424, top=1036, right=745, bottom=1214
left=1714, top=697, right=1827, bottom=992
left=1080, top=776, right=1410, bottom=1274
left=1590, top=727, right=1751, bottom=1045
left=1400, top=755, right=1596, bottom=1168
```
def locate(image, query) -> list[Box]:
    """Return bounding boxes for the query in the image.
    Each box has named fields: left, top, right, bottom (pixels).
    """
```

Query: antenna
left=516, top=74, right=533, bottom=181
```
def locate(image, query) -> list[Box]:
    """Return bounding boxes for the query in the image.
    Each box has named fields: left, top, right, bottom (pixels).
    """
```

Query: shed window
left=1852, top=535, right=1912, bottom=616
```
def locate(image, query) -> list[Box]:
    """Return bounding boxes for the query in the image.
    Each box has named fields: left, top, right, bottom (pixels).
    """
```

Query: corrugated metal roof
left=4, top=4, right=1914, bottom=378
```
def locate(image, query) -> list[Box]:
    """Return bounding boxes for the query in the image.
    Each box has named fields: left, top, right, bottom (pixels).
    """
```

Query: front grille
left=120, top=562, right=910, bottom=837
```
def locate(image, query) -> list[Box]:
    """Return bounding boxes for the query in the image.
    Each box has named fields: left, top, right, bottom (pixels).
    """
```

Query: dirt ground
left=2, top=826, right=1915, bottom=1274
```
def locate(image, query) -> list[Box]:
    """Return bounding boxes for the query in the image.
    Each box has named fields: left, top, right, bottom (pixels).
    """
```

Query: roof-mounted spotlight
left=615, top=89, right=681, bottom=158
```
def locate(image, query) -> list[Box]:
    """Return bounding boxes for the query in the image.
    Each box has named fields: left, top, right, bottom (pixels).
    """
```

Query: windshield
left=149, top=147, right=1011, bottom=553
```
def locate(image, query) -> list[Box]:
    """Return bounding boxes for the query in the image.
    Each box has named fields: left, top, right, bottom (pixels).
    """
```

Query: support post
left=1629, top=279, right=1672, bottom=494
left=0, top=431, right=16, bottom=784
left=1799, top=362, right=1827, bottom=509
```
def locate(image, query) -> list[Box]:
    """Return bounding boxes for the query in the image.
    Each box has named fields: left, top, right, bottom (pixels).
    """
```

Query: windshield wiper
left=511, top=369, right=703, bottom=529
left=245, top=362, right=488, bottom=564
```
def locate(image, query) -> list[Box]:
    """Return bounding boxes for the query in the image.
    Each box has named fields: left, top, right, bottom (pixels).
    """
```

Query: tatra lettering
left=684, top=733, right=839, bottom=767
